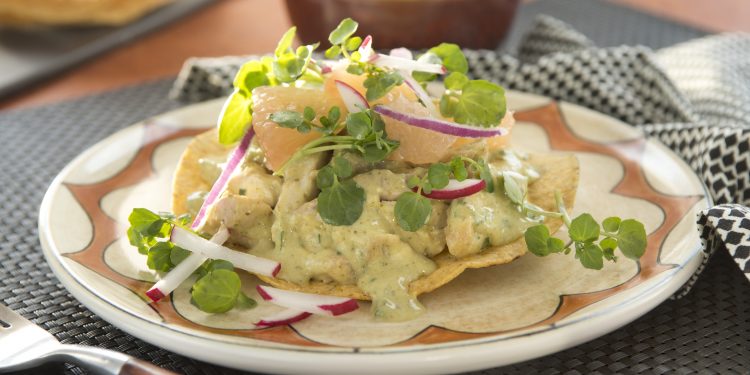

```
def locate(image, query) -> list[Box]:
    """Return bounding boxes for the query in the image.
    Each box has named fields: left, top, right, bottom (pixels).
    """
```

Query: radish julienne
left=255, top=308, right=312, bottom=327
left=145, top=227, right=231, bottom=302
left=416, top=178, right=486, bottom=200
left=256, top=285, right=359, bottom=316
left=334, top=80, right=369, bottom=112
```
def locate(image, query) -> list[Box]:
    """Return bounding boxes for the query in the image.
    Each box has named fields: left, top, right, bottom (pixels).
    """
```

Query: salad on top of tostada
left=127, top=18, right=647, bottom=325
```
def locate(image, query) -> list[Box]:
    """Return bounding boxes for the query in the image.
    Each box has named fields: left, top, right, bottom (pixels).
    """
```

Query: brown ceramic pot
left=284, top=0, right=520, bottom=50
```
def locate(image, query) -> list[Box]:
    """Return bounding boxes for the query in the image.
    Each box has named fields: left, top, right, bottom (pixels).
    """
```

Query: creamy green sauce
left=192, top=149, right=540, bottom=321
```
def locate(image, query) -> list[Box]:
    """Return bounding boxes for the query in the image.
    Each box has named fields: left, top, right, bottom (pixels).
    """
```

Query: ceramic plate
left=39, top=91, right=709, bottom=374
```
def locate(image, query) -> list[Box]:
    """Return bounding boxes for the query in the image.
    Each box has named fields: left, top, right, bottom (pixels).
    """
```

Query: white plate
left=39, top=91, right=709, bottom=374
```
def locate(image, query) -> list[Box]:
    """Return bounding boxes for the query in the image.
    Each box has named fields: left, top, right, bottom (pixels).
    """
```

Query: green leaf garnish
left=395, top=192, right=432, bottom=232
left=615, top=219, right=647, bottom=259
left=191, top=268, right=241, bottom=313
left=318, top=179, right=365, bottom=226
left=569, top=213, right=600, bottom=243
left=328, top=18, right=358, bottom=45
left=450, top=80, right=506, bottom=127
left=577, top=243, right=604, bottom=270
left=427, top=163, right=451, bottom=189
left=363, top=70, right=404, bottom=101
left=146, top=242, right=173, bottom=272
left=524, top=224, right=552, bottom=256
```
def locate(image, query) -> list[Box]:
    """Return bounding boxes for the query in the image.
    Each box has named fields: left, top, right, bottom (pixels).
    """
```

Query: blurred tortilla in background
left=0, top=0, right=173, bottom=28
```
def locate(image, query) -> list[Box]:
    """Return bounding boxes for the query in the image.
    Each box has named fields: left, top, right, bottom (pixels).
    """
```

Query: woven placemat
left=1, top=0, right=747, bottom=374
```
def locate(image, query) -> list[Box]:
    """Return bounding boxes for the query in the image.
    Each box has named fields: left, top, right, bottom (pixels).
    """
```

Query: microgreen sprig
left=127, top=208, right=256, bottom=313
left=316, top=157, right=366, bottom=226
left=520, top=192, right=648, bottom=270
left=324, top=18, right=363, bottom=61
left=271, top=107, right=399, bottom=176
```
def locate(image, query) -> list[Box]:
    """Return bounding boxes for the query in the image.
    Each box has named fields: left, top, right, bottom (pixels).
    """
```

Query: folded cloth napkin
left=169, top=16, right=750, bottom=293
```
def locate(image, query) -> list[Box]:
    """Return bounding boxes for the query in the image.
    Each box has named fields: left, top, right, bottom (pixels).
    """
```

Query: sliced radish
left=255, top=308, right=312, bottom=327
left=145, top=227, right=231, bottom=302
left=370, top=54, right=446, bottom=75
left=373, top=105, right=507, bottom=138
left=192, top=128, right=255, bottom=230
left=402, top=75, right=438, bottom=116
left=170, top=226, right=280, bottom=277
left=335, top=80, right=369, bottom=112
left=417, top=178, right=486, bottom=200
left=358, top=35, right=374, bottom=61
left=389, top=47, right=413, bottom=60
left=256, top=285, right=358, bottom=316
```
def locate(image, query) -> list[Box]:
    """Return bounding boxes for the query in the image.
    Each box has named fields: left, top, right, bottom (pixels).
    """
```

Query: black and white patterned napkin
left=170, top=16, right=750, bottom=290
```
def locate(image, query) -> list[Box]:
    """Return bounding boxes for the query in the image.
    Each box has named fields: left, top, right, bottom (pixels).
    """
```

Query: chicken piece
left=226, top=162, right=282, bottom=207
left=274, top=153, right=328, bottom=215
left=201, top=195, right=275, bottom=252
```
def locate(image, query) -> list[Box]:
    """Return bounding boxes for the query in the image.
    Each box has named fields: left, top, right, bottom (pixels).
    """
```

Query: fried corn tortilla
left=173, top=129, right=579, bottom=300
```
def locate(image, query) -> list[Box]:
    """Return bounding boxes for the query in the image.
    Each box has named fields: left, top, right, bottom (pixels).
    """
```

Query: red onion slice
left=256, top=285, right=359, bottom=316
left=191, top=127, right=255, bottom=230
left=335, top=80, right=369, bottom=112
left=255, top=308, right=312, bottom=327
left=373, top=105, right=507, bottom=138
left=145, top=227, right=231, bottom=302
left=171, top=226, right=281, bottom=277
left=419, top=178, right=486, bottom=200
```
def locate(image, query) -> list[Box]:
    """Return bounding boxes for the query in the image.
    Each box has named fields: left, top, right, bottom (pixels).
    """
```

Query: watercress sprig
left=271, top=107, right=399, bottom=176
left=127, top=208, right=256, bottom=313
left=324, top=18, right=363, bottom=61
left=520, top=192, right=648, bottom=270
left=316, top=157, right=366, bottom=226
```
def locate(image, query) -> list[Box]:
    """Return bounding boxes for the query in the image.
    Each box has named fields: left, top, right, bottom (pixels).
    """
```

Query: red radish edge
left=256, top=310, right=312, bottom=328
left=319, top=299, right=360, bottom=316
left=417, top=179, right=486, bottom=200
left=145, top=288, right=165, bottom=302
left=255, top=285, right=359, bottom=316
left=373, top=105, right=507, bottom=138
left=334, top=80, right=369, bottom=112
left=191, top=127, right=255, bottom=229
left=358, top=35, right=373, bottom=60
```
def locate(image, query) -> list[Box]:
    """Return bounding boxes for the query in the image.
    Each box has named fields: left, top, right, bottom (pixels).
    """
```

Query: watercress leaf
left=269, top=110, right=304, bottom=129
left=191, top=269, right=241, bottom=313
left=328, top=106, right=341, bottom=125
left=479, top=159, right=495, bottom=193
left=318, top=179, right=365, bottom=226
left=524, top=224, right=551, bottom=256
left=362, top=143, right=389, bottom=162
left=600, top=237, right=618, bottom=252
left=303, top=106, right=316, bottom=121
left=569, top=213, right=600, bottom=243
left=439, top=94, right=458, bottom=118
left=451, top=157, right=468, bottom=181
left=325, top=45, right=342, bottom=59
left=428, top=43, right=468, bottom=74
left=275, top=27, right=296, bottom=57
left=444, top=72, right=469, bottom=90
left=346, top=63, right=365, bottom=75
left=364, top=70, right=404, bottom=101
left=208, top=259, right=235, bottom=271
left=346, top=111, right=371, bottom=139
left=316, top=165, right=335, bottom=189
left=169, top=246, right=191, bottom=266
left=218, top=90, right=253, bottom=145
left=616, top=219, right=647, bottom=259
left=345, top=36, right=362, bottom=51
left=602, top=216, right=621, bottom=233
left=502, top=171, right=527, bottom=205
left=406, top=175, right=421, bottom=189
left=548, top=237, right=566, bottom=253
left=395, top=192, right=432, bottom=232
left=233, top=61, right=269, bottom=94
left=602, top=246, right=617, bottom=261
left=428, top=163, right=451, bottom=189
left=147, top=242, right=173, bottom=272
left=578, top=243, right=604, bottom=270
left=328, top=18, right=358, bottom=45
left=452, top=80, right=506, bottom=127
left=371, top=112, right=386, bottom=133
left=422, top=183, right=433, bottom=195
left=126, top=227, right=149, bottom=254
left=235, top=292, right=257, bottom=309
left=128, top=208, right=163, bottom=232
left=332, top=156, right=353, bottom=178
